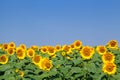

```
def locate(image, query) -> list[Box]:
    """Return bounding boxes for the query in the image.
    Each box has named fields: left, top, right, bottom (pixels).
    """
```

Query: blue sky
left=0, top=0, right=120, bottom=47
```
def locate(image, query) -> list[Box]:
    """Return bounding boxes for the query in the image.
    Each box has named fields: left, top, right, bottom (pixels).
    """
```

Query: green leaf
left=31, top=68, right=58, bottom=79
left=66, top=67, right=82, bottom=78
left=86, top=63, right=96, bottom=73
left=24, top=63, right=38, bottom=71
left=5, top=77, right=16, bottom=80
left=53, top=60, right=64, bottom=67
left=47, top=68, right=58, bottom=76
left=0, top=49, right=6, bottom=54
left=72, top=57, right=81, bottom=65
left=112, top=73, right=120, bottom=79
left=0, top=64, right=12, bottom=71
left=58, top=66, right=71, bottom=76
left=97, top=73, right=106, bottom=80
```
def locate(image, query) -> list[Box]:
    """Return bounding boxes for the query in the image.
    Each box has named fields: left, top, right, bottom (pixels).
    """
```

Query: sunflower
left=8, top=42, right=16, bottom=49
left=55, top=45, right=61, bottom=51
left=2, top=43, right=8, bottom=51
left=66, top=56, right=72, bottom=60
left=16, top=47, right=26, bottom=59
left=27, top=48, right=35, bottom=58
left=80, top=46, right=94, bottom=60
left=19, top=44, right=27, bottom=50
left=102, top=52, right=115, bottom=63
left=15, top=68, right=19, bottom=73
left=70, top=44, right=75, bottom=50
left=39, top=58, right=53, bottom=71
left=19, top=71, right=24, bottom=77
left=0, top=54, right=8, bottom=64
left=7, top=47, right=15, bottom=55
left=61, top=52, right=66, bottom=56
left=102, top=62, right=116, bottom=75
left=30, top=45, right=39, bottom=51
left=32, top=55, right=41, bottom=65
left=47, top=46, right=56, bottom=56
left=40, top=46, right=48, bottom=53
left=73, top=40, right=82, bottom=50
left=96, top=46, right=107, bottom=55
left=62, top=45, right=71, bottom=54
left=0, top=44, right=3, bottom=49
left=107, top=40, right=118, bottom=49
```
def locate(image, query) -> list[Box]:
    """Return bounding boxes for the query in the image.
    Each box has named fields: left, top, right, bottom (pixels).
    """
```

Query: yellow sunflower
left=19, top=71, right=24, bottom=77
left=7, top=47, right=15, bottom=55
left=32, top=55, right=41, bottom=65
left=8, top=42, right=16, bottom=49
left=70, top=44, right=75, bottom=50
left=47, top=46, right=56, bottom=56
left=102, top=52, right=115, bottom=63
left=107, top=40, right=118, bottom=49
left=39, top=58, right=53, bottom=71
left=15, top=68, right=19, bottom=73
left=55, top=45, right=61, bottom=51
left=96, top=46, right=107, bottom=55
left=0, top=54, right=8, bottom=64
left=61, top=52, right=66, bottom=56
left=2, top=43, right=8, bottom=51
left=40, top=46, right=48, bottom=53
left=27, top=48, right=35, bottom=58
left=80, top=46, right=94, bottom=60
left=73, top=40, right=82, bottom=50
left=102, top=62, right=116, bottom=75
left=19, top=44, right=27, bottom=50
left=62, top=45, right=71, bottom=54
left=16, top=47, right=26, bottom=59
left=30, top=45, right=39, bottom=51
left=0, top=44, right=3, bottom=49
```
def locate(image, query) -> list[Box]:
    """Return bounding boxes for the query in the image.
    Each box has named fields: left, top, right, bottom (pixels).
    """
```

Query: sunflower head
left=19, top=71, right=24, bottom=77
left=27, top=48, right=35, bottom=58
left=30, top=45, right=39, bottom=51
left=16, top=47, right=26, bottom=59
left=47, top=46, right=56, bottom=56
left=70, top=44, right=75, bottom=50
left=15, top=68, right=19, bottom=73
left=80, top=46, right=94, bottom=60
left=0, top=44, right=2, bottom=49
left=62, top=45, right=71, bottom=54
left=55, top=45, right=61, bottom=51
left=96, top=46, right=107, bottom=55
left=2, top=43, right=8, bottom=51
left=0, top=54, right=8, bottom=64
left=61, top=52, right=66, bottom=56
left=7, top=47, right=15, bottom=55
left=102, top=52, right=115, bottom=63
left=40, top=46, right=48, bottom=53
left=8, top=42, right=16, bottom=49
left=107, top=40, right=118, bottom=49
left=19, top=44, right=27, bottom=50
left=32, top=55, right=41, bottom=65
left=39, top=58, right=53, bottom=71
left=102, top=62, right=116, bottom=75
left=73, top=40, right=82, bottom=50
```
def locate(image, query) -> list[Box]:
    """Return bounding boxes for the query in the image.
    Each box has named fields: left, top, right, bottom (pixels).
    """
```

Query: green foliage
left=0, top=44, right=120, bottom=80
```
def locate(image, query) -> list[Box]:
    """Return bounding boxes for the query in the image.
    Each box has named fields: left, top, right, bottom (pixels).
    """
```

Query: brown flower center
left=34, top=56, right=40, bottom=63
left=100, top=47, right=105, bottom=53
left=83, top=48, right=91, bottom=56
left=105, top=53, right=112, bottom=61
left=0, top=56, right=6, bottom=62
left=75, top=41, right=81, bottom=47
left=106, top=64, right=114, bottom=72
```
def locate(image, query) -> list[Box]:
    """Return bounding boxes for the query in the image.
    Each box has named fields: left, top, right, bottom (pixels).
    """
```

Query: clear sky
left=0, top=0, right=120, bottom=47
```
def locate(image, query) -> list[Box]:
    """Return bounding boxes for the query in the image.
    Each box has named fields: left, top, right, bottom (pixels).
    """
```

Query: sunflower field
left=0, top=40, right=120, bottom=80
